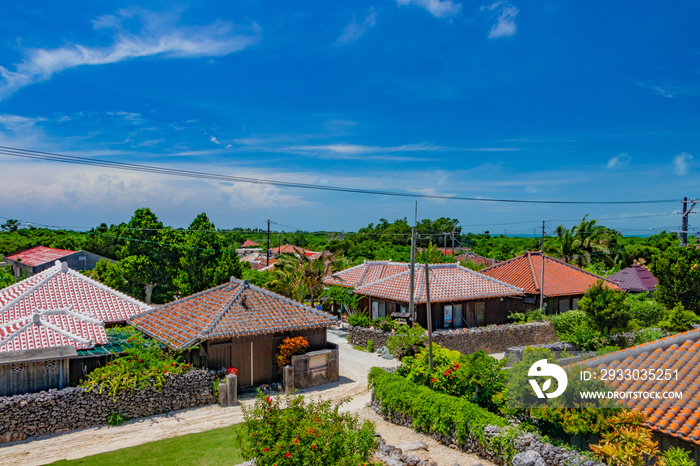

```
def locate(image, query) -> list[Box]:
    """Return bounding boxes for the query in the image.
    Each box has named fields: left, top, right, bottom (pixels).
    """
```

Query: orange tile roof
left=581, top=329, right=700, bottom=445
left=480, top=252, right=619, bottom=297
left=354, top=263, right=524, bottom=303
left=322, top=261, right=410, bottom=288
left=6, top=246, right=77, bottom=266
left=273, top=244, right=318, bottom=256
left=240, top=239, right=261, bottom=248
left=130, top=279, right=336, bottom=350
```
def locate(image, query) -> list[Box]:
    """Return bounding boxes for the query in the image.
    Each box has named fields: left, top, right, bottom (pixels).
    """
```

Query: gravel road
left=0, top=327, right=493, bottom=466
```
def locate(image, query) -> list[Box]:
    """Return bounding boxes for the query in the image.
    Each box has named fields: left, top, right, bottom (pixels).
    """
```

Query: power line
left=0, top=145, right=681, bottom=205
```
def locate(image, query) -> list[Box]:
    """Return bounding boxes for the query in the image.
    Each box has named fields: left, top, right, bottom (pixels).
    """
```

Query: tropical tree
left=651, top=246, right=700, bottom=314
left=578, top=280, right=630, bottom=334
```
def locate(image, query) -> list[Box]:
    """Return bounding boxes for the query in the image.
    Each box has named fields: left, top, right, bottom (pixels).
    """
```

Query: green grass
left=352, top=345, right=371, bottom=352
left=50, top=423, right=245, bottom=465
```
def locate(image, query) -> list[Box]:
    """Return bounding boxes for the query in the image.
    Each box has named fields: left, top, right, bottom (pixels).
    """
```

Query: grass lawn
left=50, top=423, right=246, bottom=465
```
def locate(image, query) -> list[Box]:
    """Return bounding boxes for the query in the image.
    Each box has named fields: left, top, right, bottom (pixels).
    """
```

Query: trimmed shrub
left=657, top=303, right=700, bottom=334
left=625, top=293, right=666, bottom=328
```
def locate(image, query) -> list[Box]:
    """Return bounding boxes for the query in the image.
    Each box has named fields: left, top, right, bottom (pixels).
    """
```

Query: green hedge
left=368, top=368, right=511, bottom=448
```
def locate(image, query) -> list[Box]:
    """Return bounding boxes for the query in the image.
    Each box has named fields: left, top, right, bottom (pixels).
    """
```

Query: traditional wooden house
left=480, top=252, right=619, bottom=314
left=326, top=262, right=524, bottom=329
left=607, top=264, right=658, bottom=295
left=3, top=245, right=111, bottom=279
left=129, top=278, right=337, bottom=388
left=0, top=261, right=151, bottom=395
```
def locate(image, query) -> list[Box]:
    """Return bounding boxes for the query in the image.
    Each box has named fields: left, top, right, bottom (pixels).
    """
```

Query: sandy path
left=0, top=328, right=491, bottom=466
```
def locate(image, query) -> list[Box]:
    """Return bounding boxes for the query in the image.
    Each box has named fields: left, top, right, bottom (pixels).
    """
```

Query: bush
left=368, top=368, right=513, bottom=453
left=386, top=323, right=427, bottom=358
left=625, top=294, right=666, bottom=328
left=547, top=310, right=594, bottom=337
left=348, top=313, right=371, bottom=327
left=275, top=336, right=309, bottom=373
left=590, top=411, right=659, bottom=466
left=658, top=446, right=695, bottom=466
left=107, top=412, right=128, bottom=426
left=235, top=392, right=378, bottom=466
left=634, top=328, right=664, bottom=345
left=366, top=339, right=374, bottom=352
left=578, top=281, right=630, bottom=334
left=657, top=303, right=700, bottom=334
left=82, top=330, right=192, bottom=398
left=397, top=345, right=507, bottom=413
left=372, top=316, right=396, bottom=331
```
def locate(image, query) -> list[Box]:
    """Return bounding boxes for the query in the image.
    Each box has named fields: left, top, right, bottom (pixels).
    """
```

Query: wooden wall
left=197, top=327, right=328, bottom=388
left=0, top=359, right=69, bottom=396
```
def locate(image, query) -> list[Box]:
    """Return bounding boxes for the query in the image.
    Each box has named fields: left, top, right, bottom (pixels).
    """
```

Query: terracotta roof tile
left=322, top=261, right=410, bottom=288
left=0, top=261, right=150, bottom=352
left=130, top=279, right=336, bottom=350
left=6, top=246, right=77, bottom=267
left=481, top=252, right=619, bottom=297
left=585, top=328, right=700, bottom=445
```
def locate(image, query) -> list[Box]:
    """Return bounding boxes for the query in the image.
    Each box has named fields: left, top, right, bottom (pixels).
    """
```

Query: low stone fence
left=0, top=369, right=218, bottom=443
left=284, top=343, right=339, bottom=391
left=371, top=397, right=603, bottom=466
left=350, top=322, right=559, bottom=356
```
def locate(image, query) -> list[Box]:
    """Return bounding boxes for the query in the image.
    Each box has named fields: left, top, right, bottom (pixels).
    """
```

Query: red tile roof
left=480, top=252, right=619, bottom=297
left=323, top=261, right=411, bottom=288
left=130, top=278, right=336, bottom=350
left=0, top=261, right=151, bottom=352
left=354, top=263, right=524, bottom=303
left=274, top=244, right=318, bottom=256
left=607, top=265, right=658, bottom=293
left=580, top=329, right=700, bottom=445
left=454, top=252, right=500, bottom=267
left=6, top=246, right=77, bottom=266
left=240, top=239, right=261, bottom=248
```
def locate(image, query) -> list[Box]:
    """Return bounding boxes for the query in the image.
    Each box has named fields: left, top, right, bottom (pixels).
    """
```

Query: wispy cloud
left=483, top=2, right=519, bottom=38
left=0, top=8, right=260, bottom=100
left=396, top=0, right=461, bottom=18
left=674, top=152, right=693, bottom=175
left=637, top=81, right=700, bottom=99
left=335, top=8, right=377, bottom=46
left=607, top=153, right=631, bottom=169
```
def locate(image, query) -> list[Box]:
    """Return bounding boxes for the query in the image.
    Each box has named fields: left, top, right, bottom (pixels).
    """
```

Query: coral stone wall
left=349, top=322, right=558, bottom=355
left=0, top=370, right=218, bottom=444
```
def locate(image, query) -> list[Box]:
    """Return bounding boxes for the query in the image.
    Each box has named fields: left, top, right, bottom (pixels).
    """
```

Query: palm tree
left=554, top=225, right=576, bottom=263
left=571, top=215, right=610, bottom=266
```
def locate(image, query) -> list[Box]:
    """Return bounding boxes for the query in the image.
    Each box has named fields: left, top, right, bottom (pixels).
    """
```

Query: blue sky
left=0, top=1, right=698, bottom=235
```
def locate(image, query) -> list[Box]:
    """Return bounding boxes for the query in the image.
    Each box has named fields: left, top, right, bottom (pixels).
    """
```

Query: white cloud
left=396, top=0, right=461, bottom=18
left=485, top=2, right=519, bottom=38
left=210, top=136, right=221, bottom=145
left=637, top=82, right=700, bottom=99
left=0, top=9, right=260, bottom=100
left=674, top=152, right=693, bottom=175
left=335, top=8, right=377, bottom=46
left=607, top=153, right=631, bottom=169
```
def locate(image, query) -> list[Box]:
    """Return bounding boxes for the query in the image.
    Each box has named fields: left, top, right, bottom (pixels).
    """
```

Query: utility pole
left=539, top=220, right=546, bottom=311
left=409, top=202, right=417, bottom=320
left=680, top=197, right=698, bottom=247
left=425, top=262, right=433, bottom=372
left=266, top=220, right=271, bottom=266
left=443, top=232, right=448, bottom=251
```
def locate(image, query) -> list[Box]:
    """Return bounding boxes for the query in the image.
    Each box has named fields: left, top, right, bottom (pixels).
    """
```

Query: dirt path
left=0, top=328, right=492, bottom=466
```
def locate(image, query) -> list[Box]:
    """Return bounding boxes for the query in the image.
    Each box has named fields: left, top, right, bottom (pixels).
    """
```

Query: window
left=44, top=360, right=57, bottom=370
left=10, top=363, right=24, bottom=373
left=444, top=305, right=453, bottom=328
left=475, top=302, right=485, bottom=325
left=453, top=304, right=463, bottom=328
left=572, top=298, right=580, bottom=310
left=378, top=301, right=386, bottom=318
left=558, top=299, right=570, bottom=314
left=371, top=301, right=379, bottom=319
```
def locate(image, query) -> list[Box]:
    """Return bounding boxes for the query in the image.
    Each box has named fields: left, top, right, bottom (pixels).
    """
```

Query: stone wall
left=286, top=343, right=339, bottom=390
left=349, top=322, right=559, bottom=355
left=371, top=397, right=604, bottom=466
left=0, top=370, right=218, bottom=444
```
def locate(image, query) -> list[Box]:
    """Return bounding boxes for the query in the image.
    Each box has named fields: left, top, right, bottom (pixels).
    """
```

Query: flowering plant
left=235, top=392, right=379, bottom=465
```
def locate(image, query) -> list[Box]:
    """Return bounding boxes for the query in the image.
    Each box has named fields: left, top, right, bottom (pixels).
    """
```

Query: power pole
left=425, top=262, right=433, bottom=372
left=443, top=232, right=448, bottom=251
left=266, top=220, right=271, bottom=266
left=680, top=197, right=698, bottom=247
left=409, top=202, right=417, bottom=320
left=539, top=220, right=546, bottom=311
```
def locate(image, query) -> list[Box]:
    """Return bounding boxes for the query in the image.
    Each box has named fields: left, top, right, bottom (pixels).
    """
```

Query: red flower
left=454, top=363, right=460, bottom=369
left=311, top=445, right=316, bottom=450
left=431, top=378, right=438, bottom=382
left=172, top=363, right=176, bottom=366
left=138, top=359, right=142, bottom=362
left=444, top=369, right=450, bottom=376
left=116, top=361, right=120, bottom=365
left=267, top=396, right=272, bottom=404
left=294, top=437, right=299, bottom=444
left=309, top=429, right=313, bottom=434
left=285, top=452, right=291, bottom=458
left=264, top=447, right=269, bottom=452
left=164, top=370, right=167, bottom=373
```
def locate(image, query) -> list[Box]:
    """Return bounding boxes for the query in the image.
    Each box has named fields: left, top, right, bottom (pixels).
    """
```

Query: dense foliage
left=234, top=392, right=378, bottom=466
left=386, top=323, right=427, bottom=358
left=651, top=246, right=700, bottom=314
left=82, top=328, right=191, bottom=398
left=577, top=281, right=630, bottom=334
left=275, top=336, right=309, bottom=373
